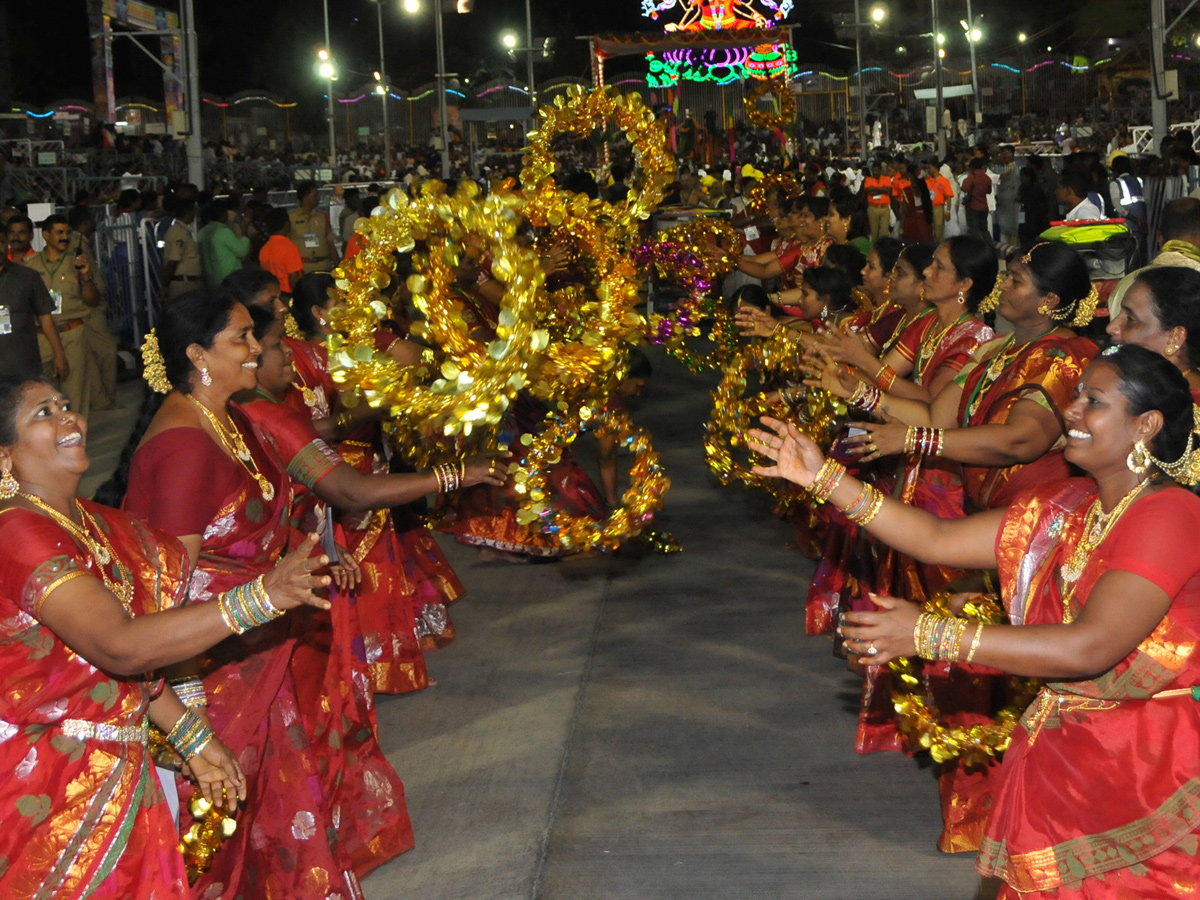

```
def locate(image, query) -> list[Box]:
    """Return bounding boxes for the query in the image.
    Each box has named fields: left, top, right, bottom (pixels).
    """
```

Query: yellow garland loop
left=511, top=405, right=670, bottom=552
left=529, top=196, right=647, bottom=405
left=889, top=590, right=1043, bottom=767
left=327, top=181, right=549, bottom=439
left=744, top=76, right=796, bottom=132
left=521, top=84, right=677, bottom=240
left=703, top=328, right=844, bottom=509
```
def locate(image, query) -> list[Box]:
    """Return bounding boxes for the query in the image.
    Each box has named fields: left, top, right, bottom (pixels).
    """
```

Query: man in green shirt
left=197, top=198, right=250, bottom=287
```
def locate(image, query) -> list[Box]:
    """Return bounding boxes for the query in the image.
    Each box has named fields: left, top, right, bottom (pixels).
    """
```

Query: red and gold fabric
left=0, top=502, right=190, bottom=900
left=980, top=480, right=1200, bottom=898
left=125, top=414, right=413, bottom=899
left=955, top=334, right=1098, bottom=511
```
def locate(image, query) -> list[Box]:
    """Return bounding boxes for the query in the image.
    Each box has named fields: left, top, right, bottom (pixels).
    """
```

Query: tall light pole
left=960, top=6, right=982, bottom=128
left=433, top=0, right=450, bottom=178
left=852, top=3, right=886, bottom=161
left=931, top=0, right=945, bottom=158
left=321, top=0, right=336, bottom=167
left=523, top=0, right=536, bottom=110
left=181, top=0, right=203, bottom=188
left=373, top=0, right=392, bottom=177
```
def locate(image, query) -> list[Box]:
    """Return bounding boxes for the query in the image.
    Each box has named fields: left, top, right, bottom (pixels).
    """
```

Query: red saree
left=932, top=332, right=1097, bottom=852
left=956, top=334, right=1098, bottom=511
left=856, top=310, right=995, bottom=754
left=289, top=336, right=447, bottom=690
left=125, top=415, right=412, bottom=899
left=980, top=480, right=1200, bottom=898
left=0, top=502, right=189, bottom=900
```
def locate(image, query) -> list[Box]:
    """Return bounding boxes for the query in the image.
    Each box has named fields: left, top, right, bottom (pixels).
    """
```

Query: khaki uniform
left=26, top=250, right=97, bottom=416
left=288, top=208, right=335, bottom=273
left=162, top=220, right=203, bottom=300
left=67, top=233, right=118, bottom=411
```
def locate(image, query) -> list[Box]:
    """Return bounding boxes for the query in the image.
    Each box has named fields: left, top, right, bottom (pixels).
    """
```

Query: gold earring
left=1166, top=345, right=1177, bottom=356
left=200, top=367, right=212, bottom=387
left=1037, top=303, right=1051, bottom=316
left=1127, top=439, right=1151, bottom=476
left=0, top=467, right=18, bottom=500
left=957, top=290, right=966, bottom=304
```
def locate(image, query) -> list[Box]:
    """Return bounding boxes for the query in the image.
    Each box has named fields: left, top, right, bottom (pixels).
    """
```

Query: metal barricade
left=94, top=207, right=148, bottom=346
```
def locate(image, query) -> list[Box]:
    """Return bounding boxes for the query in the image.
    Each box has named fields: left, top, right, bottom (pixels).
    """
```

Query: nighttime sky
left=7, top=0, right=1113, bottom=107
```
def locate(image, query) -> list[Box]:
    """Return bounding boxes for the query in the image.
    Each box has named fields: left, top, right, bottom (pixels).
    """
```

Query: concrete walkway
left=363, top=351, right=990, bottom=900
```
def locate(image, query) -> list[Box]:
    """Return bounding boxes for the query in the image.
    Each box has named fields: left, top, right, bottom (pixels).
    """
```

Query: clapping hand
left=262, top=533, right=332, bottom=612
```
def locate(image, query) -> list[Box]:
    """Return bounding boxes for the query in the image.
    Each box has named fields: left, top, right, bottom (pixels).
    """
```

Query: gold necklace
left=1058, top=480, right=1149, bottom=622
left=21, top=493, right=135, bottom=615
left=186, top=395, right=276, bottom=502
left=915, top=311, right=967, bottom=381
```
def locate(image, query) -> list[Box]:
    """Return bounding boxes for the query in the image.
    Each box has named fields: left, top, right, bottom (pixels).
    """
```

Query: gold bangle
left=848, top=485, right=884, bottom=526
left=965, top=623, right=984, bottom=663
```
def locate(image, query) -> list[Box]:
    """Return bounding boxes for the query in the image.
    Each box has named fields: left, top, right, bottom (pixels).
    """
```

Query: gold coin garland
left=744, top=76, right=796, bottom=131
left=327, top=181, right=550, bottom=439
left=889, top=591, right=1042, bottom=767
left=521, top=84, right=677, bottom=238
left=703, top=328, right=843, bottom=511
left=510, top=405, right=670, bottom=552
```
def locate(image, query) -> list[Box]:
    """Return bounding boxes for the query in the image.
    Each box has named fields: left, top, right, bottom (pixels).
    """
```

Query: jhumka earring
left=0, top=467, right=19, bottom=500
left=1127, top=439, right=1151, bottom=476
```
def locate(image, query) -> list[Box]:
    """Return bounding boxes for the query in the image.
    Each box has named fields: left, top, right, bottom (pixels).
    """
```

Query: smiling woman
left=749, top=343, right=1200, bottom=899
left=110, top=289, right=415, bottom=898
left=0, top=374, right=339, bottom=899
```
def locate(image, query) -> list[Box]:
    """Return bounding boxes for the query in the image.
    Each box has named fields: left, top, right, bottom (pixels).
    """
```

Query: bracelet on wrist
left=217, top=575, right=283, bottom=635
left=875, top=364, right=897, bottom=393
left=904, top=426, right=946, bottom=459
left=913, top=613, right=971, bottom=662
left=170, top=678, right=208, bottom=709
left=166, top=708, right=214, bottom=760
left=808, top=458, right=846, bottom=504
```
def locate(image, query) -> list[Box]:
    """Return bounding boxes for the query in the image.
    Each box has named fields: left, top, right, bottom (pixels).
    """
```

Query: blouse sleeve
left=1104, top=490, right=1200, bottom=598
left=240, top=400, right=344, bottom=490
left=124, top=429, right=243, bottom=537
left=0, top=510, right=95, bottom=618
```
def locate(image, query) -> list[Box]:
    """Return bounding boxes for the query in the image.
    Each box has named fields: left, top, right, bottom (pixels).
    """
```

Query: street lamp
left=317, top=12, right=336, bottom=169
left=369, top=0, right=392, bottom=178
left=501, top=31, right=518, bottom=50
left=931, top=0, right=945, bottom=157
left=402, top=0, right=451, bottom=178
left=960, top=9, right=983, bottom=125
left=1018, top=32, right=1027, bottom=43
left=852, top=0, right=887, bottom=161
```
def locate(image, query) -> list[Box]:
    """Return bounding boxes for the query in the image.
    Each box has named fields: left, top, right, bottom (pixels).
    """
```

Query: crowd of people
left=0, top=93, right=1199, bottom=900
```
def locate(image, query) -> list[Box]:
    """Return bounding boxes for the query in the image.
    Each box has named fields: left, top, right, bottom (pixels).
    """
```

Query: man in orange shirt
left=258, top=207, right=303, bottom=296
left=862, top=160, right=893, bottom=243
left=925, top=161, right=955, bottom=241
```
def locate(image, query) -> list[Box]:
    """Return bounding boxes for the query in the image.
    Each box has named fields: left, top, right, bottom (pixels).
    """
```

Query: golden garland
left=326, top=181, right=549, bottom=439
left=889, top=590, right=1042, bottom=767
left=744, top=76, right=796, bottom=131
left=703, top=328, right=843, bottom=510
left=510, top=405, right=669, bottom=551
left=520, top=84, right=676, bottom=239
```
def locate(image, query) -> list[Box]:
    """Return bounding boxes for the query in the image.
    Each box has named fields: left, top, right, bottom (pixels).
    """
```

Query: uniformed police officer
left=160, top=197, right=203, bottom=302
left=25, top=215, right=100, bottom=416
left=288, top=181, right=335, bottom=274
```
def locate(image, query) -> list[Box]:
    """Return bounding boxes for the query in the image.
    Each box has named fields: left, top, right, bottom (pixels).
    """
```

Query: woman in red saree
left=289, top=273, right=461, bottom=688
left=803, top=240, right=929, bottom=636
left=0, top=377, right=327, bottom=899
left=841, top=241, right=1098, bottom=850
left=123, top=291, right=413, bottom=899
left=812, top=236, right=997, bottom=752
left=754, top=343, right=1200, bottom=900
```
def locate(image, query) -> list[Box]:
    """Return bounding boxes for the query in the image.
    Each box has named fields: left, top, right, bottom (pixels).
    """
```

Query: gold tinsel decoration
left=744, top=76, right=797, bottom=131
left=510, top=404, right=670, bottom=552
left=889, top=590, right=1042, bottom=767
left=327, top=180, right=549, bottom=439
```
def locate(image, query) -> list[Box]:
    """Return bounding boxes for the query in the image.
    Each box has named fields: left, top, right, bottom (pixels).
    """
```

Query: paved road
left=363, top=349, right=990, bottom=900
